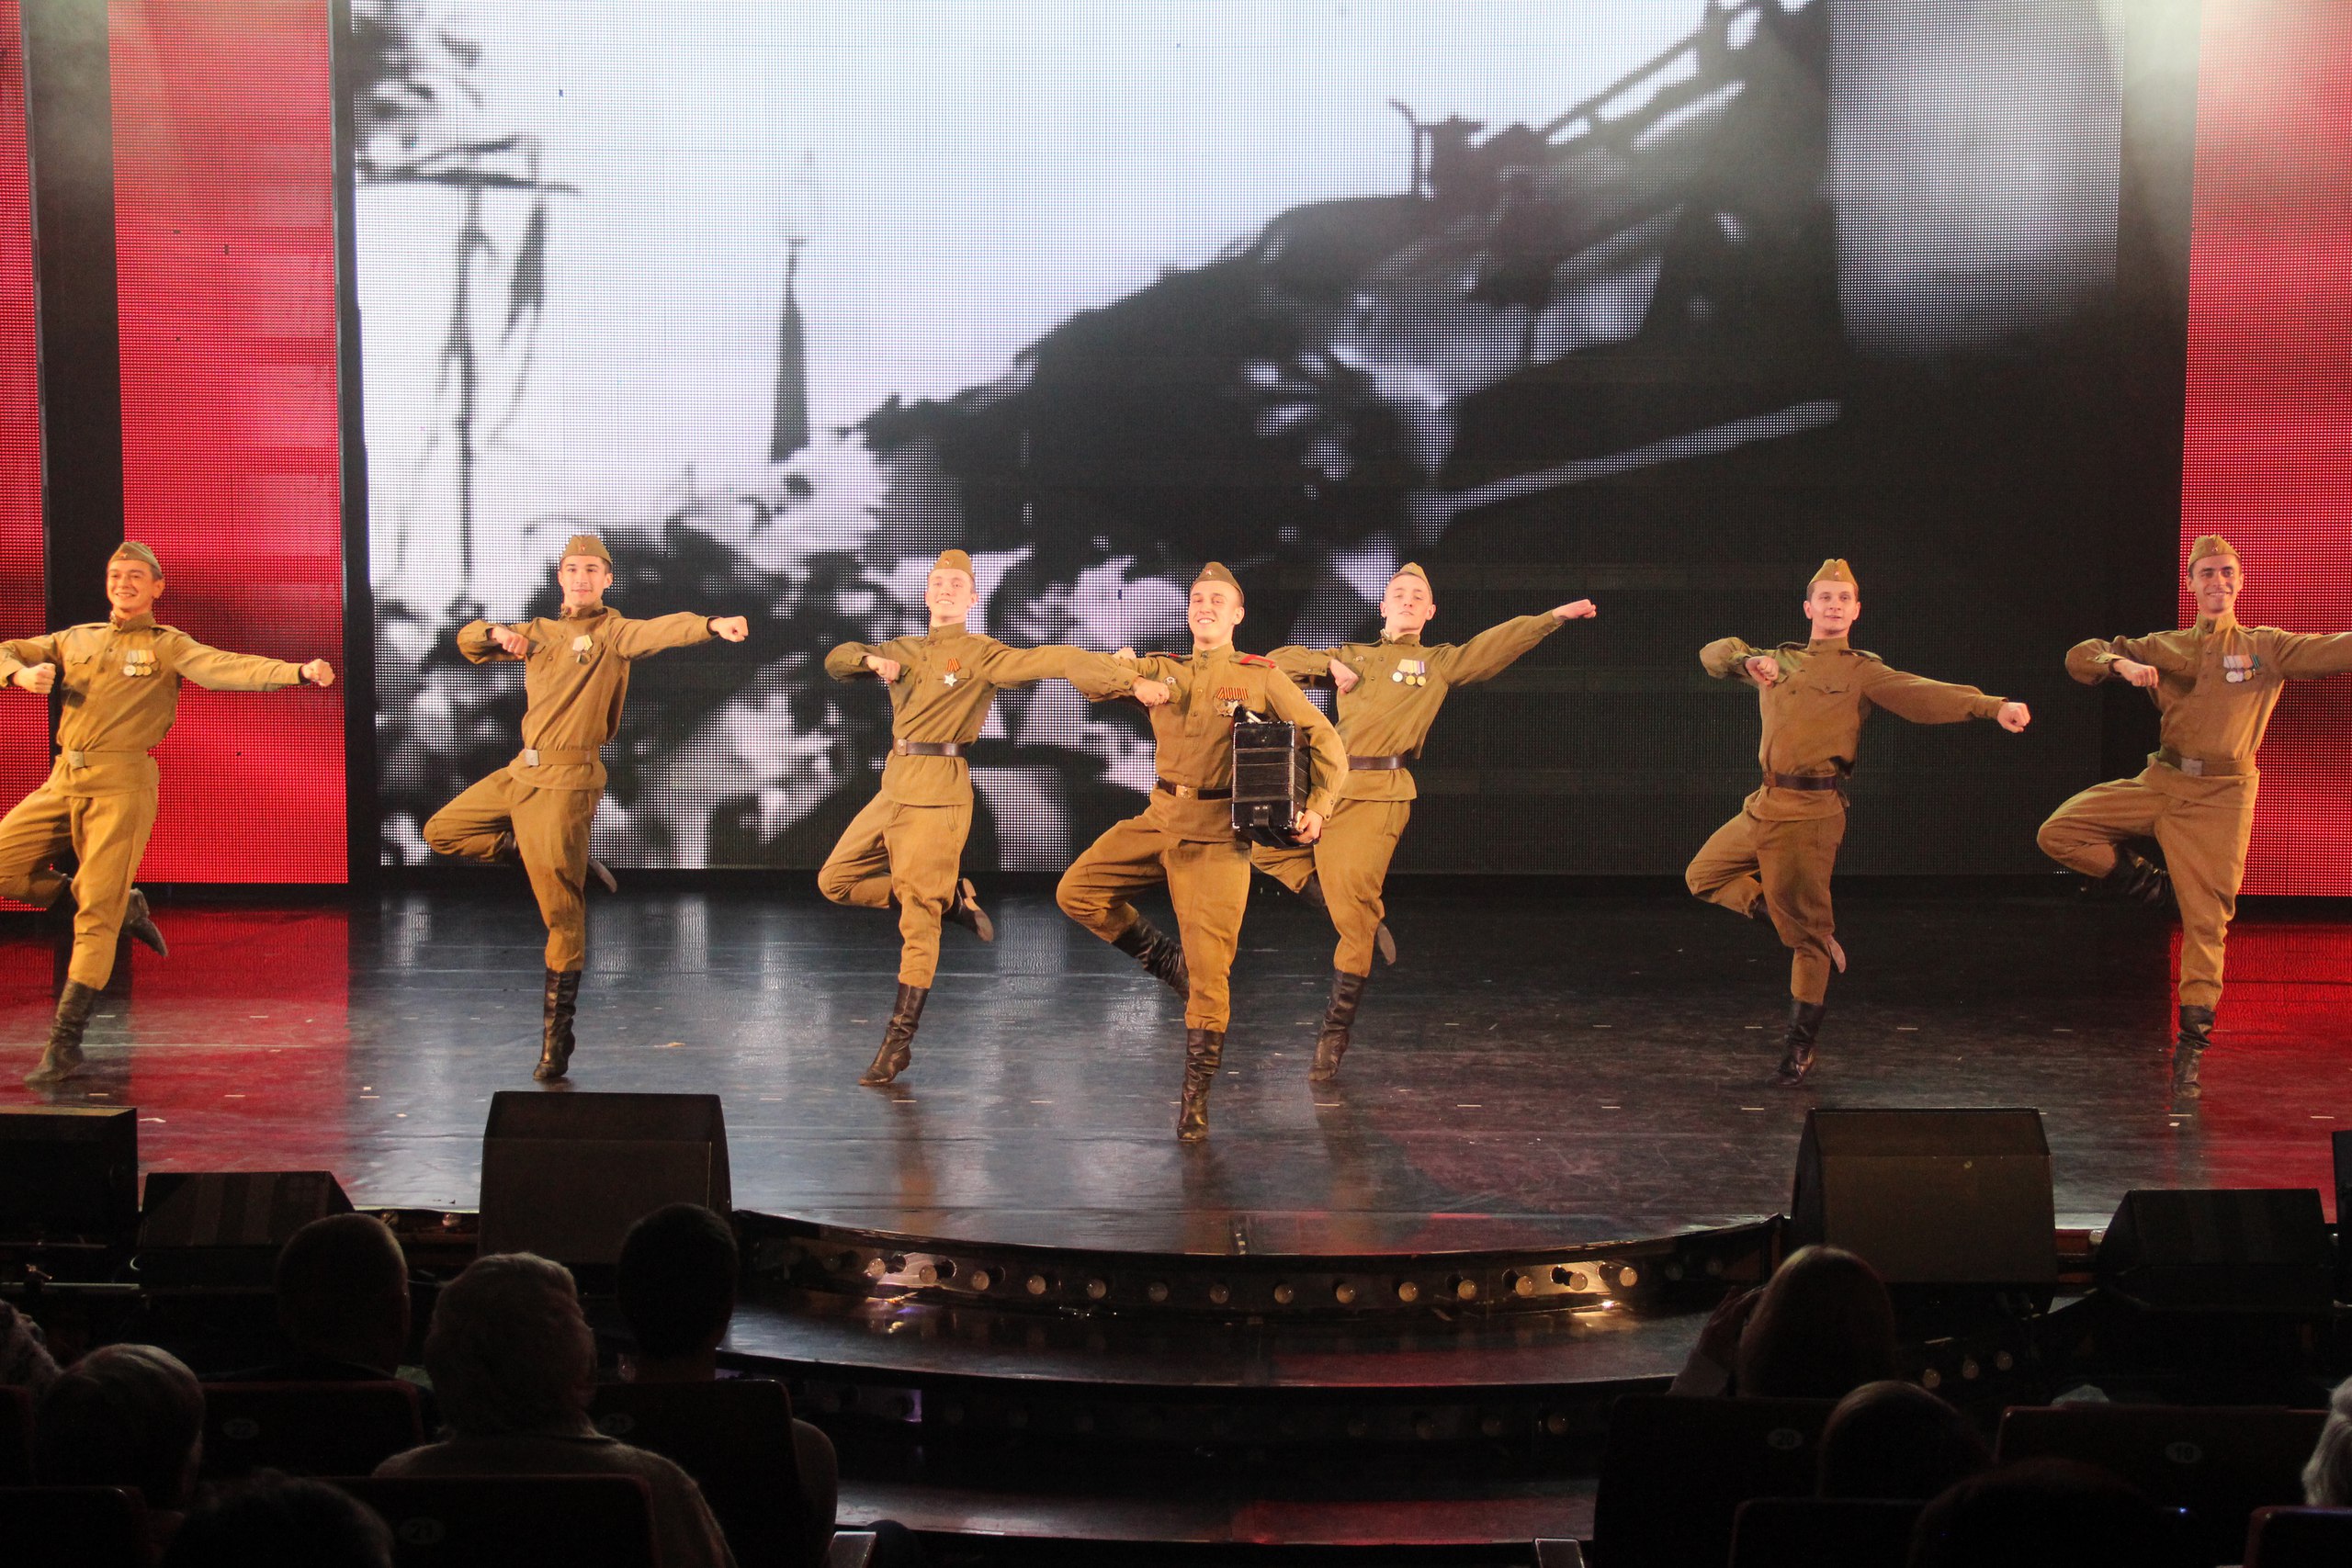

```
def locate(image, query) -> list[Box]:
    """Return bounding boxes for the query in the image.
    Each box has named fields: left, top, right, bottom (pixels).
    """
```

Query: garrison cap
left=1389, top=561, right=1430, bottom=587
left=1193, top=560, right=1244, bottom=598
left=1807, top=558, right=1858, bottom=592
left=109, top=541, right=163, bottom=576
left=2187, top=534, right=2239, bottom=571
left=560, top=534, right=613, bottom=566
left=932, top=549, right=975, bottom=579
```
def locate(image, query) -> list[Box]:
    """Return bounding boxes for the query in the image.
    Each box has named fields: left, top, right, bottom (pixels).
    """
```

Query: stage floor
left=5, top=882, right=2347, bottom=1249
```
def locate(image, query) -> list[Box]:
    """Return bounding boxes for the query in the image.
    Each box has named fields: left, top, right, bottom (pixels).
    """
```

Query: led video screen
left=354, top=0, right=2129, bottom=873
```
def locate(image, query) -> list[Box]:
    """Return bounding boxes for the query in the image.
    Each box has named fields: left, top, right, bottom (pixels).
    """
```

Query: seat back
left=201, top=1381, right=425, bottom=1479
left=1590, top=1395, right=1838, bottom=1568
left=1731, top=1496, right=1923, bottom=1568
left=0, top=1384, right=32, bottom=1483
left=1996, top=1404, right=2326, bottom=1563
left=332, top=1474, right=660, bottom=1568
left=0, top=1484, right=151, bottom=1568
left=2246, top=1506, right=2352, bottom=1568
left=590, top=1379, right=812, bottom=1568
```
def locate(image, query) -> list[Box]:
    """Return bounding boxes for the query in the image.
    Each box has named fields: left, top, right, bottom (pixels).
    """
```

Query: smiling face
left=2188, top=552, right=2240, bottom=619
left=107, top=558, right=164, bottom=619
left=1380, top=572, right=1436, bottom=640
left=1188, top=581, right=1246, bottom=649
left=925, top=568, right=976, bottom=626
left=558, top=554, right=613, bottom=610
left=1804, top=578, right=1860, bottom=639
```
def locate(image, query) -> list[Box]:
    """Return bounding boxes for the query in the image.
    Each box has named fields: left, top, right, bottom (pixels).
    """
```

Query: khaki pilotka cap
left=2187, top=534, right=2239, bottom=570
left=1391, top=561, right=1430, bottom=585
left=1808, top=558, right=1858, bottom=591
left=932, top=549, right=975, bottom=578
left=1194, top=560, right=1244, bottom=598
left=560, top=534, right=613, bottom=565
left=111, top=541, right=164, bottom=575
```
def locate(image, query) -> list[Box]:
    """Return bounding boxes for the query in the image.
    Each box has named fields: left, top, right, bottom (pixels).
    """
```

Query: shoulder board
left=1145, top=651, right=1185, bottom=662
left=1773, top=640, right=1807, bottom=653
left=1236, top=653, right=1276, bottom=669
left=1850, top=648, right=1883, bottom=662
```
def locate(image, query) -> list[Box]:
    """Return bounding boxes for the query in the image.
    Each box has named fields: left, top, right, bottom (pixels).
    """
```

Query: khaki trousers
left=1057, top=815, right=1252, bottom=1031
left=817, top=793, right=974, bottom=987
left=1252, top=797, right=1409, bottom=977
left=424, top=769, right=599, bottom=973
left=0, top=782, right=161, bottom=989
left=2037, top=773, right=2255, bottom=1010
left=1686, top=808, right=1847, bottom=1005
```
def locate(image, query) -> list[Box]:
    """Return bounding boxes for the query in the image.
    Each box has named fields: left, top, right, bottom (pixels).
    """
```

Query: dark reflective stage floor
left=5, top=881, right=2347, bottom=1247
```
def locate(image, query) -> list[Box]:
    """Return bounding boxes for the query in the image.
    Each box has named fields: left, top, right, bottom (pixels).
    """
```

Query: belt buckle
left=523, top=748, right=541, bottom=768
left=2184, top=757, right=2205, bottom=777
left=66, top=750, right=85, bottom=768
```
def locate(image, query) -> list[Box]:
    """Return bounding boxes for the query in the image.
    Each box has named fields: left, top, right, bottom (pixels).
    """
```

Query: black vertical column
left=21, top=0, right=121, bottom=628
left=329, top=0, right=378, bottom=884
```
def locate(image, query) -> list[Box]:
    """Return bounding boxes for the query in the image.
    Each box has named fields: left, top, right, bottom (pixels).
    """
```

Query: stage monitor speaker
left=2096, top=1188, right=2333, bottom=1313
left=479, top=1092, right=729, bottom=1268
left=0, top=1105, right=138, bottom=1242
left=136, top=1170, right=355, bottom=1286
left=1789, top=1109, right=2055, bottom=1285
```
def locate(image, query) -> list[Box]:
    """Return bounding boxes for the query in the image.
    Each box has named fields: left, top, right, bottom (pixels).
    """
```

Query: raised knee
left=815, top=864, right=857, bottom=904
left=421, top=815, right=461, bottom=856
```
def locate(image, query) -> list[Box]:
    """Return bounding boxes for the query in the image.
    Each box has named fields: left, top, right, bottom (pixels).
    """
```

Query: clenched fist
left=1329, top=658, right=1360, bottom=694
left=1131, top=677, right=1173, bottom=707
left=1996, top=701, right=2031, bottom=733
left=864, top=654, right=903, bottom=682
left=489, top=625, right=532, bottom=657
left=708, top=616, right=749, bottom=642
left=2110, top=659, right=2161, bottom=689
left=1744, top=655, right=1781, bottom=687
left=12, top=663, right=55, bottom=694
left=1554, top=599, right=1598, bottom=620
left=300, top=660, right=335, bottom=688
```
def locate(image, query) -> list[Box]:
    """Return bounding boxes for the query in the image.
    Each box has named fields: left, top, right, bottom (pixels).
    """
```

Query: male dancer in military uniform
left=1688, top=558, right=2029, bottom=1086
left=1, top=542, right=335, bottom=1084
left=1257, top=562, right=1597, bottom=1079
left=424, top=535, right=747, bottom=1082
left=822, top=547, right=1148, bottom=1086
left=2039, top=534, right=2352, bottom=1098
left=1060, top=562, right=1347, bottom=1141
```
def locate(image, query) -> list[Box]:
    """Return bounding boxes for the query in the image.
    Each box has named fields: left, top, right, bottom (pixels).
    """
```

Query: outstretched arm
left=1438, top=604, right=1588, bottom=686
left=2266, top=629, right=2352, bottom=680
left=1263, top=670, right=1349, bottom=837
left=1702, top=636, right=1778, bottom=687
left=2064, top=633, right=2184, bottom=687
left=457, top=619, right=531, bottom=664
left=164, top=631, right=309, bottom=692
left=1266, top=644, right=1341, bottom=688
left=608, top=612, right=728, bottom=660
left=0, top=634, right=61, bottom=692
left=968, top=640, right=1137, bottom=698
left=1861, top=661, right=2024, bottom=729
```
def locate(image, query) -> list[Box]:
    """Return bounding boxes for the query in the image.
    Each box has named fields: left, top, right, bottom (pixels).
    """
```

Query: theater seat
left=2246, top=1506, right=2352, bottom=1568
left=332, top=1474, right=659, bottom=1568
left=1731, top=1496, right=1923, bottom=1568
left=1996, top=1404, right=2326, bottom=1563
left=200, top=1381, right=425, bottom=1479
left=0, top=1384, right=31, bottom=1483
left=1590, top=1395, right=1838, bottom=1568
left=0, top=1484, right=150, bottom=1568
left=590, top=1379, right=815, bottom=1568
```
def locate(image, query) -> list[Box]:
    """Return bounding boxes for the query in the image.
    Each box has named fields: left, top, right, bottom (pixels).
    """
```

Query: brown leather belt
left=520, top=748, right=598, bottom=768
left=1349, top=753, right=1410, bottom=771
left=2154, top=748, right=2250, bottom=779
left=1156, top=779, right=1233, bottom=801
left=1768, top=772, right=1847, bottom=793
left=894, top=739, right=966, bottom=758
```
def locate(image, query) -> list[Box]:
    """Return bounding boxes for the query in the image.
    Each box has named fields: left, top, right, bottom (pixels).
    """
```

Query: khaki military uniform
left=1257, top=613, right=1561, bottom=975
left=1688, top=634, right=2008, bottom=1004
left=1057, top=645, right=1347, bottom=1030
left=424, top=604, right=713, bottom=972
left=2039, top=611, right=2352, bottom=1009
left=0, top=613, right=303, bottom=987
left=820, top=624, right=1136, bottom=986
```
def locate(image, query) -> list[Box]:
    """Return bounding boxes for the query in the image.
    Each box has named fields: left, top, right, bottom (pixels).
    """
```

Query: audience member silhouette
left=1818, top=1379, right=1991, bottom=1500
left=0, top=1299, right=59, bottom=1392
left=1907, top=1457, right=2188, bottom=1568
left=1670, top=1244, right=1900, bottom=1399
left=161, top=1468, right=394, bottom=1568
left=374, top=1251, right=737, bottom=1568
left=221, top=1212, right=413, bottom=1382
left=2303, top=1371, right=2352, bottom=1506
left=36, top=1343, right=207, bottom=1559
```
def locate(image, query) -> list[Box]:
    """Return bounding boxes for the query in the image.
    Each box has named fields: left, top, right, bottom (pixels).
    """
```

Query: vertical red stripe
left=108, top=0, right=344, bottom=883
left=0, top=0, right=50, bottom=886
left=2180, top=0, right=2352, bottom=895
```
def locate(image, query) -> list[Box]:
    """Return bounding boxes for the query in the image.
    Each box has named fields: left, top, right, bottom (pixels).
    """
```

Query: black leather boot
left=861, top=982, right=930, bottom=1086
left=2096, top=846, right=2174, bottom=910
left=2172, top=1004, right=2215, bottom=1100
left=1177, top=1027, right=1224, bottom=1143
left=536, top=968, right=582, bottom=1081
left=1310, top=969, right=1368, bottom=1082
left=492, top=830, right=522, bottom=864
left=944, top=878, right=995, bottom=942
left=586, top=856, right=618, bottom=895
left=1112, top=914, right=1190, bottom=998
left=1300, top=874, right=1396, bottom=965
left=1773, top=998, right=1826, bottom=1088
left=26, top=981, right=100, bottom=1086
left=122, top=888, right=168, bottom=956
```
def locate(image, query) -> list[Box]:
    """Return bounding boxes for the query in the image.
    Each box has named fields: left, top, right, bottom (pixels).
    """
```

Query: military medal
left=121, top=649, right=154, bottom=678
left=1217, top=683, right=1248, bottom=716
left=2222, top=652, right=2258, bottom=684
left=1394, top=657, right=1428, bottom=687
left=571, top=634, right=594, bottom=665
left=943, top=657, right=962, bottom=687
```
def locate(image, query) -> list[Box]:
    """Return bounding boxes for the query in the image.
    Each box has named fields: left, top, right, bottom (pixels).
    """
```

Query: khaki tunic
left=424, top=604, right=713, bottom=973
left=2038, top=610, right=2352, bottom=1009
left=1686, top=634, right=2007, bottom=1004
left=1057, top=644, right=1346, bottom=1030
left=817, top=622, right=1136, bottom=987
left=0, top=612, right=301, bottom=987
left=1254, top=613, right=1561, bottom=973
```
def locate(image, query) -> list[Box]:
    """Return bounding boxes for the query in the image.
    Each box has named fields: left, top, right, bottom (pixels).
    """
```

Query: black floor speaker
left=479, top=1091, right=730, bottom=1267
left=1789, top=1108, right=2055, bottom=1285
left=2097, top=1188, right=2333, bottom=1312
left=0, top=1105, right=139, bottom=1243
left=136, top=1170, right=355, bottom=1286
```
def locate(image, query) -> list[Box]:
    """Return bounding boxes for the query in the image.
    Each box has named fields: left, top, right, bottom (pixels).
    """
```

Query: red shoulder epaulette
left=1236, top=653, right=1276, bottom=668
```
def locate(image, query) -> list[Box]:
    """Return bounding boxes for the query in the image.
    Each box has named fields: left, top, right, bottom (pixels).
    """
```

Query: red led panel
left=108, top=0, right=345, bottom=883
left=2179, top=0, right=2352, bottom=896
left=0, top=1, right=49, bottom=907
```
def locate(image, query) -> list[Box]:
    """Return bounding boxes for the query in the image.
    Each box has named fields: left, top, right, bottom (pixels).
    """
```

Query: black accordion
left=1231, top=718, right=1310, bottom=846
